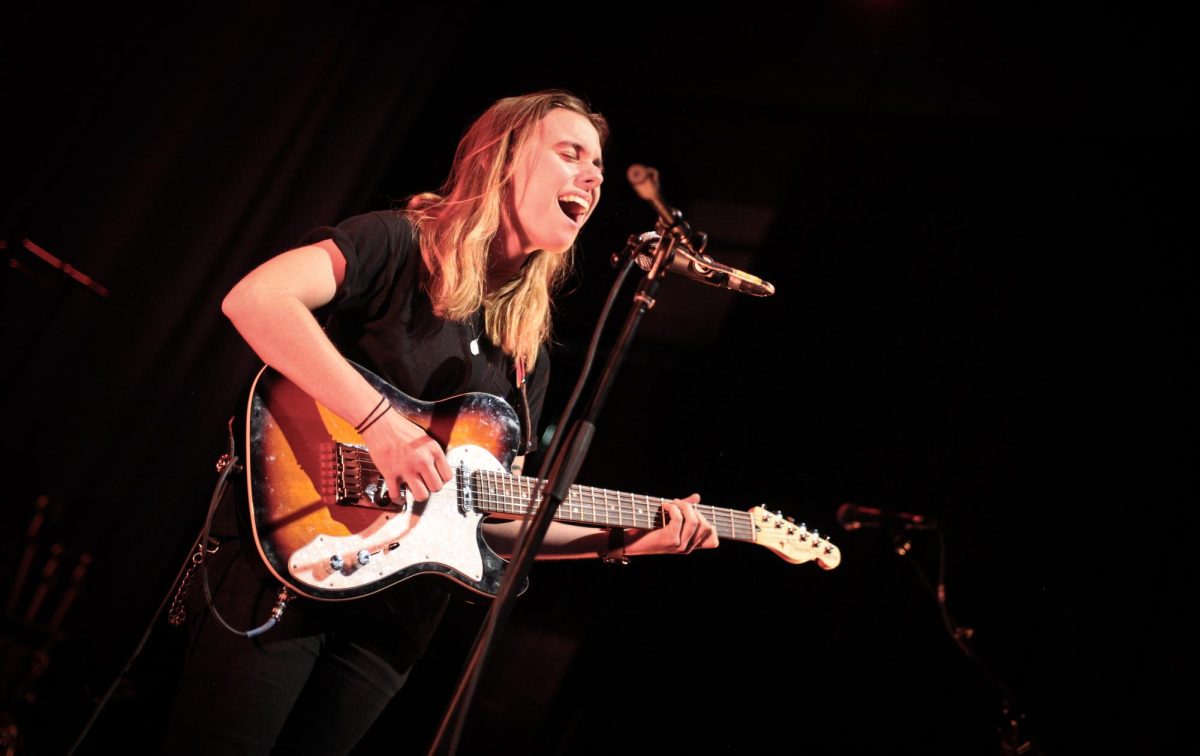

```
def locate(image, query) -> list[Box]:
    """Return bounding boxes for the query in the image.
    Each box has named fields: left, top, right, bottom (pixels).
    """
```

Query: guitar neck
left=470, top=470, right=757, bottom=543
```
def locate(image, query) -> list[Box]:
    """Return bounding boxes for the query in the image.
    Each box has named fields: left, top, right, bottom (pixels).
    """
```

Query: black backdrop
left=1, top=3, right=1192, bottom=754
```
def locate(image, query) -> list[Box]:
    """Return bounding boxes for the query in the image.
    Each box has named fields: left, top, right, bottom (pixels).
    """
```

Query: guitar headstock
left=748, top=506, right=841, bottom=570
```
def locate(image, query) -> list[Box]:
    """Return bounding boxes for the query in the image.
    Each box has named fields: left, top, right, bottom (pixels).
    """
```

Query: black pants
left=162, top=539, right=430, bottom=755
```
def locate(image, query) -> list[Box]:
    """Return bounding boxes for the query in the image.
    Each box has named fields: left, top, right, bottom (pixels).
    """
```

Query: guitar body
left=245, top=362, right=524, bottom=601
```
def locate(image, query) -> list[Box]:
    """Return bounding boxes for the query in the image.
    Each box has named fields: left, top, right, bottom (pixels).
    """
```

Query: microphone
left=626, top=163, right=775, bottom=297
left=836, top=502, right=939, bottom=532
left=632, top=240, right=776, bottom=297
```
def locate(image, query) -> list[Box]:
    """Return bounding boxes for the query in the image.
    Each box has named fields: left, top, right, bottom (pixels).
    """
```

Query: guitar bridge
left=332, top=442, right=406, bottom=510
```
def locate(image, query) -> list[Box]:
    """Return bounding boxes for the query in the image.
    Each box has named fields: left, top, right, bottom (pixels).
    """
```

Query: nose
left=578, top=162, right=603, bottom=189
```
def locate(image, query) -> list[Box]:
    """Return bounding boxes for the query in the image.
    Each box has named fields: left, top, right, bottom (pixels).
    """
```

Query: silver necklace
left=468, top=312, right=482, bottom=355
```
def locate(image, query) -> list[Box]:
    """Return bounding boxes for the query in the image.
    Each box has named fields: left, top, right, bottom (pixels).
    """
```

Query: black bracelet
left=355, top=396, right=389, bottom=434
left=601, top=528, right=629, bottom=565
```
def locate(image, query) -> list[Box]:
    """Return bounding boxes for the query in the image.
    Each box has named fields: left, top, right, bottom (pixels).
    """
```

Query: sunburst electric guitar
left=244, top=362, right=841, bottom=601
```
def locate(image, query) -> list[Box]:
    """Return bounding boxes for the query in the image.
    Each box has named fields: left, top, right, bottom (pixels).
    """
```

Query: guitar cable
left=198, top=418, right=292, bottom=639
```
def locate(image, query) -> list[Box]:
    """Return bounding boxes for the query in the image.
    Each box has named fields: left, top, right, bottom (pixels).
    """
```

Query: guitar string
left=474, top=473, right=758, bottom=539
left=340, top=457, right=762, bottom=540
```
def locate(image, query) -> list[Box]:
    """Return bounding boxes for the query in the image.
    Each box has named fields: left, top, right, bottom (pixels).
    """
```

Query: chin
left=537, top=235, right=578, bottom=256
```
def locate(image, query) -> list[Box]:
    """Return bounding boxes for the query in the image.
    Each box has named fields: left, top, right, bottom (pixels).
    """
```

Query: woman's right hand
left=359, top=408, right=453, bottom=502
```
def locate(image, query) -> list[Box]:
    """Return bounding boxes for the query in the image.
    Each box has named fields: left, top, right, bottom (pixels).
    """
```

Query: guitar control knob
left=356, top=550, right=371, bottom=566
left=329, top=554, right=344, bottom=571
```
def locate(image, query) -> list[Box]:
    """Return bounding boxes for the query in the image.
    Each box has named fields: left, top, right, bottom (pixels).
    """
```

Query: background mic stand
left=892, top=525, right=1044, bottom=755
left=427, top=230, right=672, bottom=756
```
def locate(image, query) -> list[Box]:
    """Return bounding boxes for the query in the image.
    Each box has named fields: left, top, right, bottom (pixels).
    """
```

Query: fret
left=470, top=470, right=764, bottom=544
left=650, top=495, right=660, bottom=528
left=643, top=494, right=658, bottom=529
left=588, top=484, right=599, bottom=524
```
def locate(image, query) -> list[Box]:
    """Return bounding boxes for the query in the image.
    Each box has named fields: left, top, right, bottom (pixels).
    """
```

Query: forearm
left=482, top=493, right=719, bottom=560
left=222, top=249, right=383, bottom=428
left=482, top=520, right=612, bottom=560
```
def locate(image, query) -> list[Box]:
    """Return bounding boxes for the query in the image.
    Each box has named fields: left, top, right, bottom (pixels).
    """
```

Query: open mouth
left=558, top=194, right=590, bottom=224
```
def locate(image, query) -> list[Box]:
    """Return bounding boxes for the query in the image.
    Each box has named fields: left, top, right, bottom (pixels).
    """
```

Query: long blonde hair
left=407, top=91, right=608, bottom=369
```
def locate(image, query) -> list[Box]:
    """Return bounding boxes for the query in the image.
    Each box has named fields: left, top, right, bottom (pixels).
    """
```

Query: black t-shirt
left=301, top=209, right=549, bottom=436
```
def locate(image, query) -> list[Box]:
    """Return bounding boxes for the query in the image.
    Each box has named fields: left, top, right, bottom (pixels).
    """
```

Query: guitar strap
left=514, top=355, right=536, bottom=455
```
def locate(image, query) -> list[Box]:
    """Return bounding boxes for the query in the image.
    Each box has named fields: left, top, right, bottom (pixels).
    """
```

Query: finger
left=424, top=465, right=445, bottom=494
left=435, top=449, right=454, bottom=483
left=701, top=513, right=720, bottom=548
left=661, top=502, right=685, bottom=550
left=678, top=494, right=714, bottom=549
left=688, top=498, right=716, bottom=550
left=692, top=512, right=718, bottom=550
left=406, top=474, right=430, bottom=502
left=674, top=500, right=701, bottom=552
left=412, top=435, right=453, bottom=484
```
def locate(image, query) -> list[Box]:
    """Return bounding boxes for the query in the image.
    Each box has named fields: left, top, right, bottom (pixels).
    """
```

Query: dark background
left=1, top=2, right=1192, bottom=754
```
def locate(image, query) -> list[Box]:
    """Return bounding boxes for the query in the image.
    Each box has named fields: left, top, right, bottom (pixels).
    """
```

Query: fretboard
left=470, top=470, right=757, bottom=543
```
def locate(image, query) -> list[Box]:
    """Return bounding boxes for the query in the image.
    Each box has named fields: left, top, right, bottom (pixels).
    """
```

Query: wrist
left=354, top=394, right=391, bottom=435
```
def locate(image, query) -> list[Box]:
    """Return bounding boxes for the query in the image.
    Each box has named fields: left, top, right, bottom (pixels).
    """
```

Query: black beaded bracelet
left=355, top=396, right=389, bottom=434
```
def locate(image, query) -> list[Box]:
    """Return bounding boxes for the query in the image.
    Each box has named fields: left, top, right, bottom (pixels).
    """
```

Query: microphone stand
left=427, top=230, right=674, bottom=756
left=891, top=527, right=1043, bottom=755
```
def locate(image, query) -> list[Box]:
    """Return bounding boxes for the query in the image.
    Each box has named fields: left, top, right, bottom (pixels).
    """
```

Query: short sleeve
left=299, top=210, right=415, bottom=315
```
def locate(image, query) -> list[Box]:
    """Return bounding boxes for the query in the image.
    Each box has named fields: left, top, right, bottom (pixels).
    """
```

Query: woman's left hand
left=624, top=493, right=719, bottom=556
